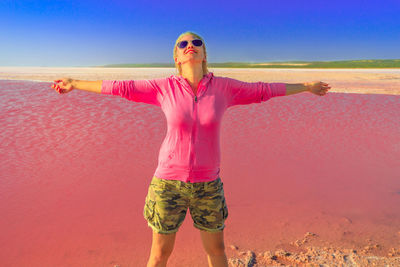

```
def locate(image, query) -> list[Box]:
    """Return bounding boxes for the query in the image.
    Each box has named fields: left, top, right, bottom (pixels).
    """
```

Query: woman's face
left=175, top=35, right=205, bottom=66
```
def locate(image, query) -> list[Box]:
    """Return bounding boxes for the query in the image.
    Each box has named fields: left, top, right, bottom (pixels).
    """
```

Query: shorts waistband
left=152, top=176, right=221, bottom=191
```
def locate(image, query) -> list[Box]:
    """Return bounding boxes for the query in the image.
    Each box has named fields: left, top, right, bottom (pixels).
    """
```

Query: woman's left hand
left=305, top=81, right=331, bottom=96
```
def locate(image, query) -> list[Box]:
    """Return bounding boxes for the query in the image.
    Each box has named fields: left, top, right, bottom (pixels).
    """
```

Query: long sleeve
left=101, top=79, right=166, bottom=107
left=225, top=77, right=286, bottom=107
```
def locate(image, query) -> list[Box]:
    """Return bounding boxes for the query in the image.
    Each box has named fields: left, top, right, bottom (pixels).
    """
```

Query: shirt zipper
left=189, top=82, right=201, bottom=180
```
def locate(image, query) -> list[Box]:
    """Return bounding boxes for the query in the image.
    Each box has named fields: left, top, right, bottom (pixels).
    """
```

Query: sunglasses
left=177, top=39, right=203, bottom=49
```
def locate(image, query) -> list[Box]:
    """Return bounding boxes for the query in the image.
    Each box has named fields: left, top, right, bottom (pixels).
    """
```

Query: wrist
left=70, top=79, right=78, bottom=89
left=303, top=82, right=310, bottom=92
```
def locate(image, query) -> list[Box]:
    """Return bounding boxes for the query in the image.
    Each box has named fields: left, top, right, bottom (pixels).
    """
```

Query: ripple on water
left=1, top=79, right=399, bottom=266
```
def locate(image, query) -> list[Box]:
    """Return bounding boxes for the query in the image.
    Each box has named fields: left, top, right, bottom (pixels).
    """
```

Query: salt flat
left=0, top=66, right=399, bottom=95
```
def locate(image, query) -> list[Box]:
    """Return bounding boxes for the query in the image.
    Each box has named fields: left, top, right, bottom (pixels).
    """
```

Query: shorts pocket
left=144, top=196, right=156, bottom=221
left=222, top=197, right=228, bottom=220
left=220, top=187, right=228, bottom=220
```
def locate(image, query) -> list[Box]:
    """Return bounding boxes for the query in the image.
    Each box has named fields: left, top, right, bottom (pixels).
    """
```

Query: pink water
left=1, top=80, right=399, bottom=266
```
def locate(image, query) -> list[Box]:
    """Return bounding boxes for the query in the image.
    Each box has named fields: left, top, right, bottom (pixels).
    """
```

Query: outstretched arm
left=285, top=81, right=331, bottom=96
left=51, top=78, right=102, bottom=94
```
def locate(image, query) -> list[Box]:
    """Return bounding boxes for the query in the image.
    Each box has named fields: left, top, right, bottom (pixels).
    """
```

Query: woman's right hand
left=51, top=78, right=75, bottom=94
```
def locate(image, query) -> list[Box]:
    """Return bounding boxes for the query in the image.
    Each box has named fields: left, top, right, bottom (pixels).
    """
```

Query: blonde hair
left=173, top=31, right=209, bottom=76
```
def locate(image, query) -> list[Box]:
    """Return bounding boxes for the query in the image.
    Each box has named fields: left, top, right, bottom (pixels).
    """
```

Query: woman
left=51, top=31, right=330, bottom=267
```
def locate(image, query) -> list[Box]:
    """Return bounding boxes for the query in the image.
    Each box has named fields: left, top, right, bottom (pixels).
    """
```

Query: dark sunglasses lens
left=178, top=41, right=188, bottom=49
left=192, top=39, right=203, bottom=46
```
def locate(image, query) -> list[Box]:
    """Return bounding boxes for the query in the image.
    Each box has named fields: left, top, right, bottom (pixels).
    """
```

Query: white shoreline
left=0, top=67, right=399, bottom=95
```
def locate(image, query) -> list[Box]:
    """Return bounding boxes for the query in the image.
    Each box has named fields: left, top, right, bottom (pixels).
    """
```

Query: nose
left=184, top=42, right=196, bottom=54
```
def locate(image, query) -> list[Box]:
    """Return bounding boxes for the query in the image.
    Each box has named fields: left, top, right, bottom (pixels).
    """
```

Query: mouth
left=185, top=49, right=196, bottom=54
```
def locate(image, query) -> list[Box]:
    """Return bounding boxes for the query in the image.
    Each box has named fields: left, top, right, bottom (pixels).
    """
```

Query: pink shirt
left=101, top=72, right=286, bottom=183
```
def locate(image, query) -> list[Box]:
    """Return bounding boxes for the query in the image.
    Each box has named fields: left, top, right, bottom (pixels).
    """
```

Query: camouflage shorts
left=143, top=176, right=229, bottom=234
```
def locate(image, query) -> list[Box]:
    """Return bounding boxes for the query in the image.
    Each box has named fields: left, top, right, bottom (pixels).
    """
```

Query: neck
left=180, top=62, right=204, bottom=88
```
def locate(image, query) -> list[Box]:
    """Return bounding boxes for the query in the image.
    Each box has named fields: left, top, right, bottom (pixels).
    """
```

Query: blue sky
left=1, top=0, right=399, bottom=66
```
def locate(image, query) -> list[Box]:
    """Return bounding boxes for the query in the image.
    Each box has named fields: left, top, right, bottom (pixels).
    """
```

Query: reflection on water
left=1, top=79, right=399, bottom=266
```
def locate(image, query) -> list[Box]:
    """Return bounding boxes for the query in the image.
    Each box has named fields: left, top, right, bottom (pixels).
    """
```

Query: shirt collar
left=171, top=72, right=214, bottom=87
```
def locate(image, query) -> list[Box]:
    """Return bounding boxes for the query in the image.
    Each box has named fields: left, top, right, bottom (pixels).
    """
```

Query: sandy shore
left=0, top=66, right=399, bottom=95
left=227, top=233, right=400, bottom=266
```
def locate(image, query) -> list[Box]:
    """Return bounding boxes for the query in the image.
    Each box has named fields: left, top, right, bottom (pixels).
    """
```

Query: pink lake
left=0, top=79, right=399, bottom=266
